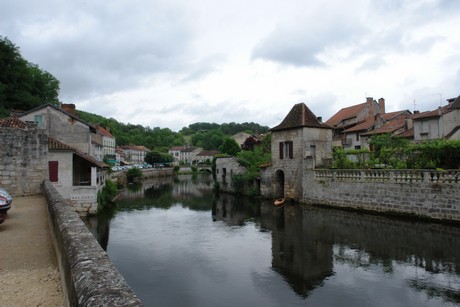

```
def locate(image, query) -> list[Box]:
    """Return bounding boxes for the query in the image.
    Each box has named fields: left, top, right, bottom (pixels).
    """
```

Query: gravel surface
left=0, top=195, right=64, bottom=307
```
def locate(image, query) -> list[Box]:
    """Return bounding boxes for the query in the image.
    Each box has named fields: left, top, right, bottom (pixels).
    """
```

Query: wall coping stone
left=43, top=180, right=143, bottom=306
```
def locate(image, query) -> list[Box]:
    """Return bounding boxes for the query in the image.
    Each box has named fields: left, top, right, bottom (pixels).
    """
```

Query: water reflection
left=86, top=174, right=460, bottom=306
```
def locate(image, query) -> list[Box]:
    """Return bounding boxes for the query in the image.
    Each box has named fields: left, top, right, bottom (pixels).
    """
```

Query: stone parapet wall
left=303, top=169, right=460, bottom=222
left=43, top=180, right=143, bottom=306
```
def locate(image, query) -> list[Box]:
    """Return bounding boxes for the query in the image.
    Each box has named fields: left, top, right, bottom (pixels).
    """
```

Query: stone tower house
left=261, top=103, right=332, bottom=200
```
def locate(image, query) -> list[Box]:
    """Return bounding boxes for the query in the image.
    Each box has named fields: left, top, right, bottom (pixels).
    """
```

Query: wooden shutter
left=289, top=141, right=293, bottom=159
left=279, top=142, right=284, bottom=159
left=49, top=161, right=59, bottom=182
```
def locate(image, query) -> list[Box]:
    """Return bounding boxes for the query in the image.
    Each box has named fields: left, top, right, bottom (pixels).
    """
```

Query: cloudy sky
left=1, top=0, right=459, bottom=131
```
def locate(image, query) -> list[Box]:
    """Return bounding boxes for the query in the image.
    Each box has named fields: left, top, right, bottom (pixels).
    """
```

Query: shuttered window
left=279, top=141, right=293, bottom=159
left=49, top=161, right=58, bottom=182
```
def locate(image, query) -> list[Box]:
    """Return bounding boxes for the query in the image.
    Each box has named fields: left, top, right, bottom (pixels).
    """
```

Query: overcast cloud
left=1, top=0, right=459, bottom=131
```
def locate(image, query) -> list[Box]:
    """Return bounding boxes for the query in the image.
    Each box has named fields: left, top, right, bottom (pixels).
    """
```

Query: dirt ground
left=0, top=195, right=64, bottom=307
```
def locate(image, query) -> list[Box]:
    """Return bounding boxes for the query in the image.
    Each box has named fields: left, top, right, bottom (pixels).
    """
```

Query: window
left=356, top=133, right=359, bottom=141
left=49, top=161, right=58, bottom=182
left=279, top=141, right=293, bottom=159
left=34, top=115, right=43, bottom=128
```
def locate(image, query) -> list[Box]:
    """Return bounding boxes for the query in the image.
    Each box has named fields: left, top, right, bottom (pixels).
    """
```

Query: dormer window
left=279, top=141, right=293, bottom=159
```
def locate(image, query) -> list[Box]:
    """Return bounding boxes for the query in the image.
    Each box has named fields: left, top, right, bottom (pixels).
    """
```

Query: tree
left=241, top=136, right=261, bottom=151
left=219, top=137, right=241, bottom=156
left=369, top=133, right=409, bottom=168
left=0, top=36, right=60, bottom=117
left=145, top=150, right=173, bottom=165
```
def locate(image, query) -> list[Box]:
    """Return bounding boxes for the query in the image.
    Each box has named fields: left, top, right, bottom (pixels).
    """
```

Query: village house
left=196, top=150, right=220, bottom=164
left=0, top=113, right=108, bottom=215
left=325, top=97, right=385, bottom=148
left=412, top=95, right=460, bottom=141
left=96, top=125, right=116, bottom=164
left=120, top=145, right=150, bottom=164
left=264, top=103, right=333, bottom=199
left=168, top=146, right=186, bottom=165
left=179, top=147, right=202, bottom=164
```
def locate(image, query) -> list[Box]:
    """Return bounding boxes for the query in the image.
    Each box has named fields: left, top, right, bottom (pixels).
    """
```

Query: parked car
left=0, top=188, right=12, bottom=224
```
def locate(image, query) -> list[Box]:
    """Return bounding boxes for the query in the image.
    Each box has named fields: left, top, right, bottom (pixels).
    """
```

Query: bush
left=126, top=167, right=143, bottom=182
left=97, top=179, right=118, bottom=212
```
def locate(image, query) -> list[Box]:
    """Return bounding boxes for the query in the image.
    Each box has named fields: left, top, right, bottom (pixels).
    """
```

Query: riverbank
left=0, top=195, right=64, bottom=306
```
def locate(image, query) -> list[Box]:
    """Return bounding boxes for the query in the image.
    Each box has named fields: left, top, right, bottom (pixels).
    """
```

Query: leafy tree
left=145, top=150, right=173, bottom=165
left=369, top=133, right=409, bottom=168
left=241, top=135, right=261, bottom=151
left=0, top=36, right=60, bottom=117
left=219, top=137, right=241, bottom=156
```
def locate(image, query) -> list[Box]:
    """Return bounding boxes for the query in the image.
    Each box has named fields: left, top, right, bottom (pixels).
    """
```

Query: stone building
left=260, top=103, right=332, bottom=200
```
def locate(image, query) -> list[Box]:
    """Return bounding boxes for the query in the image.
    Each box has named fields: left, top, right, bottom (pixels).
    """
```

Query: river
left=86, top=174, right=460, bottom=307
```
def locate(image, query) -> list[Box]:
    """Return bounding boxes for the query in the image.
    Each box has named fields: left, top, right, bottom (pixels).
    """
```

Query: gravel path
left=0, top=195, right=64, bottom=306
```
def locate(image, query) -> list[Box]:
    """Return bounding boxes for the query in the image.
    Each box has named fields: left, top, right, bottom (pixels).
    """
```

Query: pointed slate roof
left=270, top=103, right=331, bottom=132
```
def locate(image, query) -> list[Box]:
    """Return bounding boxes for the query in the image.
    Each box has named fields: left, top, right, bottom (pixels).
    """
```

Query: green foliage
left=126, top=167, right=143, bottom=182
left=237, top=145, right=271, bottom=174
left=97, top=179, right=118, bottom=212
left=173, top=165, right=180, bottom=172
left=369, top=134, right=410, bottom=168
left=0, top=36, right=60, bottom=116
left=145, top=150, right=173, bottom=164
left=409, top=140, right=460, bottom=169
left=332, top=148, right=356, bottom=169
left=219, top=137, right=241, bottom=156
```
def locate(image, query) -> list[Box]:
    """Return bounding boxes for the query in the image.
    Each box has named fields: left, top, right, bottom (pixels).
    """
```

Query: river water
left=86, top=174, right=460, bottom=307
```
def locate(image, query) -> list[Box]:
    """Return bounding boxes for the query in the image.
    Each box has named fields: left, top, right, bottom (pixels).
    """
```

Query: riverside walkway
left=0, top=195, right=64, bottom=306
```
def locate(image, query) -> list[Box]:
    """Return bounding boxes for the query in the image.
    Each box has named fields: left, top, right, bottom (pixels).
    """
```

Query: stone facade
left=0, top=126, right=48, bottom=196
left=215, top=157, right=248, bottom=193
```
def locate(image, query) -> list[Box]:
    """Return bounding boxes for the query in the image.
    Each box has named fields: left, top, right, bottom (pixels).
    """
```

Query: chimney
left=378, top=98, right=385, bottom=113
left=317, top=116, right=322, bottom=122
left=405, top=118, right=413, bottom=130
left=367, top=97, right=374, bottom=116
left=61, top=103, right=76, bottom=116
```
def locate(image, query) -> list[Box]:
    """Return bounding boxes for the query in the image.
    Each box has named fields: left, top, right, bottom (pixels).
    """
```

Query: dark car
left=0, top=188, right=12, bottom=224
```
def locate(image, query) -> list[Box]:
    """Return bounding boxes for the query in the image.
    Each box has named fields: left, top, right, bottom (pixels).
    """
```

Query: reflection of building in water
left=268, top=203, right=460, bottom=302
left=270, top=204, right=334, bottom=297
left=212, top=193, right=261, bottom=226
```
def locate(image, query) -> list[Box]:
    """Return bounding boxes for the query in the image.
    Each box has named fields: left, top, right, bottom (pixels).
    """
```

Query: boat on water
left=274, top=198, right=285, bottom=207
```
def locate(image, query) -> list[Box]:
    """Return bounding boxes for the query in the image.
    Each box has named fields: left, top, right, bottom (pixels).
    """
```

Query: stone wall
left=215, top=157, right=247, bottom=193
left=43, top=180, right=143, bottom=306
left=303, top=169, right=460, bottom=222
left=0, top=126, right=48, bottom=196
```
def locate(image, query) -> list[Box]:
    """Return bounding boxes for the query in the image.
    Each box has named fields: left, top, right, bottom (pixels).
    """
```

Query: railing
left=315, top=169, right=460, bottom=184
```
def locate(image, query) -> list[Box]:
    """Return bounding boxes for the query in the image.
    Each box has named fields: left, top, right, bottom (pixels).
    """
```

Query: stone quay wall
left=303, top=169, right=460, bottom=222
left=43, top=180, right=143, bottom=306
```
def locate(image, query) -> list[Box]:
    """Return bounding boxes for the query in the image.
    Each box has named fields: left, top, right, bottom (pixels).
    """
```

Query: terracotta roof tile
left=325, top=102, right=367, bottom=126
left=0, top=117, right=27, bottom=128
left=48, top=137, right=107, bottom=168
left=271, top=103, right=330, bottom=131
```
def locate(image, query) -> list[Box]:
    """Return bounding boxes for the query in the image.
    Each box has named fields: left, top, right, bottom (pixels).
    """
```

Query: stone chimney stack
left=61, top=103, right=76, bottom=116
left=367, top=97, right=374, bottom=116
left=378, top=98, right=385, bottom=113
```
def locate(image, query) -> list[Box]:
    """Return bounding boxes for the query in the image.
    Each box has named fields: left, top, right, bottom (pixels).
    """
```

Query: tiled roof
left=448, top=95, right=460, bottom=110
left=413, top=104, right=451, bottom=120
left=0, top=116, right=27, bottom=128
left=270, top=103, right=330, bottom=132
left=197, top=150, right=219, bottom=156
left=325, top=102, right=367, bottom=126
left=361, top=115, right=408, bottom=136
left=97, top=126, right=114, bottom=138
left=48, top=137, right=107, bottom=168
left=170, top=146, right=185, bottom=151
left=396, top=127, right=414, bottom=138
left=343, top=117, right=374, bottom=133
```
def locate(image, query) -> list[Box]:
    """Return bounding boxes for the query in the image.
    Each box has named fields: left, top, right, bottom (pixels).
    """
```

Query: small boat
left=274, top=198, right=285, bottom=207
